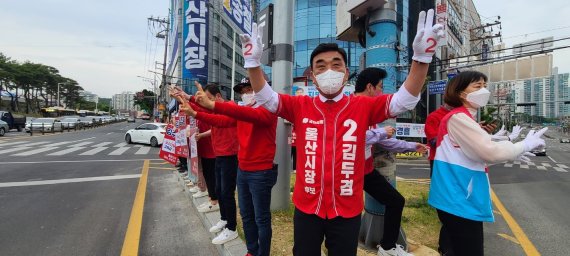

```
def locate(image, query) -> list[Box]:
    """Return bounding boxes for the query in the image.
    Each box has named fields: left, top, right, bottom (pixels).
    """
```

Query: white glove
left=412, top=9, right=445, bottom=63
left=494, top=125, right=506, bottom=136
left=522, top=127, right=548, bottom=152
left=239, top=22, right=264, bottom=68
left=516, top=152, right=536, bottom=164
left=508, top=125, right=523, bottom=141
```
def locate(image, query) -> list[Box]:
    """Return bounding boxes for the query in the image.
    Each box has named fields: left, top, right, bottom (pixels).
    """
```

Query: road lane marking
left=537, top=166, right=547, bottom=170
left=134, top=147, right=151, bottom=155
left=498, top=233, right=521, bottom=245
left=557, top=164, right=568, bottom=168
left=553, top=167, right=568, bottom=172
left=0, top=146, right=31, bottom=154
left=70, top=141, right=93, bottom=147
left=0, top=174, right=141, bottom=188
left=114, top=142, right=127, bottom=147
left=121, top=160, right=149, bottom=256
left=0, top=159, right=161, bottom=164
left=542, top=163, right=551, bottom=167
left=547, top=156, right=557, bottom=163
left=47, top=147, right=86, bottom=156
left=491, top=189, right=541, bottom=256
left=109, top=147, right=130, bottom=155
left=19, top=141, right=52, bottom=147
left=0, top=141, right=29, bottom=147
left=12, top=147, right=58, bottom=156
left=148, top=167, right=176, bottom=170
left=79, top=147, right=109, bottom=156
left=91, top=142, right=113, bottom=147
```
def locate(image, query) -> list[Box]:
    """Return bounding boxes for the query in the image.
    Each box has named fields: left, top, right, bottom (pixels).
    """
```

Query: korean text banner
left=291, top=85, right=355, bottom=97
left=222, top=0, right=252, bottom=35
left=396, top=123, right=425, bottom=138
left=183, top=0, right=209, bottom=81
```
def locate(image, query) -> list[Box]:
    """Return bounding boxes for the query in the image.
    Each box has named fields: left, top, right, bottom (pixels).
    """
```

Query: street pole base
left=358, top=211, right=407, bottom=252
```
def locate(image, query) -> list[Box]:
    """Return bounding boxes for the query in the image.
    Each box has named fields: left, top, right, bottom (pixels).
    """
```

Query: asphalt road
left=0, top=120, right=216, bottom=256
left=396, top=130, right=570, bottom=256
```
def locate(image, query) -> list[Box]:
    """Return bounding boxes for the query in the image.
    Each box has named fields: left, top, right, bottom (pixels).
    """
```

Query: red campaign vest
left=278, top=93, right=392, bottom=219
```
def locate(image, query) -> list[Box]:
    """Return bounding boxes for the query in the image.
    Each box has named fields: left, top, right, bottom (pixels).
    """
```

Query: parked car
left=87, top=116, right=103, bottom=125
left=78, top=117, right=95, bottom=127
left=127, top=117, right=136, bottom=123
left=60, top=117, right=82, bottom=129
left=0, top=120, right=8, bottom=136
left=560, top=138, right=570, bottom=143
left=139, top=113, right=151, bottom=120
left=0, top=111, right=26, bottom=131
left=29, top=118, right=63, bottom=132
left=531, top=145, right=547, bottom=156
left=125, top=123, right=167, bottom=147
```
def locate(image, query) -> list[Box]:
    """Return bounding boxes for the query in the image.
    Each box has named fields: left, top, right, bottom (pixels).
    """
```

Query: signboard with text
left=223, top=0, right=252, bottom=35
left=396, top=123, right=425, bottom=138
left=174, top=114, right=189, bottom=158
left=182, top=0, right=209, bottom=82
left=159, top=124, right=178, bottom=164
left=428, top=80, right=447, bottom=95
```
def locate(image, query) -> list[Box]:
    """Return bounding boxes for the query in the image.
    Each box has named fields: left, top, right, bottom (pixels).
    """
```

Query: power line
left=503, top=25, right=570, bottom=40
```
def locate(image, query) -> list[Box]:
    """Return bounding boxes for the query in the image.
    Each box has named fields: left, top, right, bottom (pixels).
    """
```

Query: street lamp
left=57, top=83, right=64, bottom=107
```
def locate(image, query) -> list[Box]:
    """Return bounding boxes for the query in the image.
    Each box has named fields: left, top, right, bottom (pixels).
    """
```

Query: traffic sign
left=428, top=80, right=447, bottom=95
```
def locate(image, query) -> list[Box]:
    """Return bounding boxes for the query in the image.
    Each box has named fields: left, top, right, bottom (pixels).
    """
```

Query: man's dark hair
left=310, top=43, right=348, bottom=68
left=355, top=67, right=387, bottom=93
left=443, top=71, right=488, bottom=107
left=204, top=83, right=222, bottom=97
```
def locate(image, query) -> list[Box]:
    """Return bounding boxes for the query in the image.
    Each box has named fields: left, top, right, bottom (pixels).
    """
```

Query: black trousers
left=291, top=146, right=297, bottom=170
left=437, top=209, right=484, bottom=256
left=293, top=208, right=360, bottom=256
left=363, top=170, right=405, bottom=250
left=200, top=157, right=217, bottom=200
left=215, top=155, right=238, bottom=231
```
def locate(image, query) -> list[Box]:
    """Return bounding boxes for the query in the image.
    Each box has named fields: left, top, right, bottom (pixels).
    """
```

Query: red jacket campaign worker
left=189, top=78, right=278, bottom=256
left=240, top=9, right=444, bottom=256
left=176, top=85, right=240, bottom=246
left=425, top=105, right=452, bottom=175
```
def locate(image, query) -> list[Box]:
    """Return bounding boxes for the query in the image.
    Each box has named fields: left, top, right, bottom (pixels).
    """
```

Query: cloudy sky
left=1, top=1, right=569, bottom=98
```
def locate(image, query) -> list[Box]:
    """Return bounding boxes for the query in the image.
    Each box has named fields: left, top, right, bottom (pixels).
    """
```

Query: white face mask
left=465, top=88, right=490, bottom=108
left=314, top=69, right=346, bottom=95
left=241, top=93, right=255, bottom=106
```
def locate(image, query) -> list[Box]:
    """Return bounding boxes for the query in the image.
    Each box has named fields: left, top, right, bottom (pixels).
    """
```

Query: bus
left=77, top=110, right=96, bottom=117
left=41, top=107, right=77, bottom=118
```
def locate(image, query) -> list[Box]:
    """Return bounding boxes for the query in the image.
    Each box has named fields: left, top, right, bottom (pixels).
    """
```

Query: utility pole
left=148, top=16, right=170, bottom=114
left=270, top=0, right=294, bottom=211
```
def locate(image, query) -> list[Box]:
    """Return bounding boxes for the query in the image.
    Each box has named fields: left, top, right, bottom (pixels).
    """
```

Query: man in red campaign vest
left=239, top=9, right=445, bottom=256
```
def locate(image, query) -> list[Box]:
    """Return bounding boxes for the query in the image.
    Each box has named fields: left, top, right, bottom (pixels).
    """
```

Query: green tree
left=133, top=89, right=155, bottom=114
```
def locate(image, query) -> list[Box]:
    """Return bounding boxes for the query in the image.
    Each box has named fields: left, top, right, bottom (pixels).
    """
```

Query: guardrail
left=29, top=119, right=127, bottom=136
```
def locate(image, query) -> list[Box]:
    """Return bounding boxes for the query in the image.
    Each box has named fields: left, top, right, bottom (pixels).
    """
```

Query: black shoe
left=177, top=166, right=187, bottom=172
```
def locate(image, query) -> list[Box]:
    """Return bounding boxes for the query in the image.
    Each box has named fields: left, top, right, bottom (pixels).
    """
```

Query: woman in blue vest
left=428, top=71, right=547, bottom=256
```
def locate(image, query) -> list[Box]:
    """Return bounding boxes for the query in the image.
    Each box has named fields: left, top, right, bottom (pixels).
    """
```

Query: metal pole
left=231, top=31, right=237, bottom=101
left=57, top=83, right=60, bottom=107
left=270, top=0, right=293, bottom=211
left=359, top=0, right=407, bottom=250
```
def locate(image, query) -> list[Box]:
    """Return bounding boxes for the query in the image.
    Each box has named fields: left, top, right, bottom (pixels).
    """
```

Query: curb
left=173, top=172, right=247, bottom=256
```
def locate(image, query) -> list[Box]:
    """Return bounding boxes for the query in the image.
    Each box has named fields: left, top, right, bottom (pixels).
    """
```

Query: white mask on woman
left=314, top=69, right=346, bottom=95
left=466, top=88, right=490, bottom=108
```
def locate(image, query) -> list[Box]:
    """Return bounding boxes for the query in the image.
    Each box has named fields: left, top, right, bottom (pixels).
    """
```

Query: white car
left=125, top=123, right=167, bottom=147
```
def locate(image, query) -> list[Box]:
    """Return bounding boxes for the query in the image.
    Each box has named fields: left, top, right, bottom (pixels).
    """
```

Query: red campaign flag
left=159, top=124, right=178, bottom=165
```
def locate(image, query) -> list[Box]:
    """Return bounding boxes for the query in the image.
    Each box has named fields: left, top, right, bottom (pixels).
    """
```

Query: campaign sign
left=159, top=124, right=178, bottom=164
left=222, top=0, right=253, bottom=35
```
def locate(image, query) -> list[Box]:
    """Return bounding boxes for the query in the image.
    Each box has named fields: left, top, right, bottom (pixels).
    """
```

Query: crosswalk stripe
left=0, top=146, right=31, bottom=154
left=79, top=147, right=109, bottom=155
left=554, top=167, right=568, bottom=172
left=542, top=163, right=552, bottom=167
left=537, top=166, right=547, bottom=170
left=135, top=147, right=151, bottom=155
left=71, top=142, right=93, bottom=147
left=49, top=141, right=77, bottom=147
left=557, top=164, right=568, bottom=168
left=504, top=164, right=513, bottom=167
left=20, top=141, right=52, bottom=147
left=521, top=165, right=529, bottom=169
left=113, top=142, right=127, bottom=148
left=91, top=142, right=113, bottom=147
left=48, top=147, right=86, bottom=156
left=12, top=147, right=58, bottom=156
left=109, top=147, right=130, bottom=155
left=0, top=141, right=29, bottom=147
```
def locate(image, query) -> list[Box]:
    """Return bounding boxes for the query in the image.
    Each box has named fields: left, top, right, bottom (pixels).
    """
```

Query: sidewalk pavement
left=174, top=172, right=247, bottom=256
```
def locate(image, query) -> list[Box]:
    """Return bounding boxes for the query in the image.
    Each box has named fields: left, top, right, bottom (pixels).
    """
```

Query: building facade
left=79, top=91, right=99, bottom=103
left=112, top=92, right=137, bottom=112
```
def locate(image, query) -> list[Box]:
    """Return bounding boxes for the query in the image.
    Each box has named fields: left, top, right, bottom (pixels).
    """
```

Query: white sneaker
left=198, top=202, right=220, bottom=213
left=188, top=187, right=200, bottom=193
left=192, top=190, right=208, bottom=198
left=209, top=220, right=227, bottom=233
left=211, top=228, right=238, bottom=244
left=377, top=244, right=413, bottom=256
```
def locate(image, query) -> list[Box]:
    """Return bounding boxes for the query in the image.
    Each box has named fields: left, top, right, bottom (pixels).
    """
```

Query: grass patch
left=237, top=176, right=440, bottom=255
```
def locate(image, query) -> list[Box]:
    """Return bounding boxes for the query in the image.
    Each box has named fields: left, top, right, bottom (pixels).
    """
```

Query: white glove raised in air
left=516, top=152, right=536, bottom=164
left=412, top=9, right=445, bottom=63
left=239, top=22, right=264, bottom=68
left=494, top=125, right=506, bottom=136
left=508, top=125, right=523, bottom=141
left=522, top=127, right=548, bottom=152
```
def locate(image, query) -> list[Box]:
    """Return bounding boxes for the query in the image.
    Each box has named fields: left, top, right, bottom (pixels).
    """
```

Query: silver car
left=60, top=117, right=82, bottom=129
left=0, top=120, right=8, bottom=136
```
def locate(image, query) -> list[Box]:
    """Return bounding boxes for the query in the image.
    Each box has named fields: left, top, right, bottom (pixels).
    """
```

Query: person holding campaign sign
left=240, top=9, right=444, bottom=255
